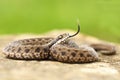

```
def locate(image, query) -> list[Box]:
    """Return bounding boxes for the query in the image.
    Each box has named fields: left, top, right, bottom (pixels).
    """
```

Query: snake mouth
left=69, top=23, right=80, bottom=38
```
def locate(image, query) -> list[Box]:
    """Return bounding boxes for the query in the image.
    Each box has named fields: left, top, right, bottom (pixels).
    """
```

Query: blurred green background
left=0, top=0, right=120, bottom=43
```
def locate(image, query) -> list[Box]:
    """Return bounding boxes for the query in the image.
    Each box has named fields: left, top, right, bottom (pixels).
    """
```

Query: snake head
left=56, top=23, right=80, bottom=44
left=57, top=33, right=70, bottom=42
left=48, top=23, right=80, bottom=47
left=51, top=33, right=70, bottom=46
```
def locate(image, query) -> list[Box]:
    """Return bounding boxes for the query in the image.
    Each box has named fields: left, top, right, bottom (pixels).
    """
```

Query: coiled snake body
left=2, top=24, right=116, bottom=63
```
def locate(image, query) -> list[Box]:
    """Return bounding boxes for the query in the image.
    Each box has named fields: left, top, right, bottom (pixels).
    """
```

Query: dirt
left=0, top=30, right=120, bottom=80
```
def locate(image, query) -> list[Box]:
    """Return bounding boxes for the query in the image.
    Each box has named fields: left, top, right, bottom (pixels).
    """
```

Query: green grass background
left=0, top=0, right=120, bottom=43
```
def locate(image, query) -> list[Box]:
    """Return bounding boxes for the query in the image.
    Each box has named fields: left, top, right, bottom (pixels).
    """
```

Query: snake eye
left=58, top=35, right=63, bottom=39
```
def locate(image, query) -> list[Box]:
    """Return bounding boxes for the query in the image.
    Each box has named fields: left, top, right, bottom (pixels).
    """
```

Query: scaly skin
left=2, top=35, right=116, bottom=63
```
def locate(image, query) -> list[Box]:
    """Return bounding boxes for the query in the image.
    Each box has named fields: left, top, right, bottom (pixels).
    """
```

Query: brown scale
left=50, top=44, right=99, bottom=63
left=2, top=24, right=116, bottom=63
left=14, top=38, right=54, bottom=45
left=3, top=38, right=52, bottom=60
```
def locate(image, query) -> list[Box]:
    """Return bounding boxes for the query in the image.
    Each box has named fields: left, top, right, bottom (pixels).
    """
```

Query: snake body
left=3, top=38, right=53, bottom=60
left=3, top=37, right=99, bottom=63
left=2, top=24, right=116, bottom=63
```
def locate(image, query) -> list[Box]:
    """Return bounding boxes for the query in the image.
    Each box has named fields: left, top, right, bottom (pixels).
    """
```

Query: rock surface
left=0, top=30, right=120, bottom=80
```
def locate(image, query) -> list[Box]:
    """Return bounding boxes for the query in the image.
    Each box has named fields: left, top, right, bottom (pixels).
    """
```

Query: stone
left=0, top=30, right=120, bottom=80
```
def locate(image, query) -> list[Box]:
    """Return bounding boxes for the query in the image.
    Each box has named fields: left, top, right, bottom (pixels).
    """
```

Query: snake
left=2, top=24, right=116, bottom=63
